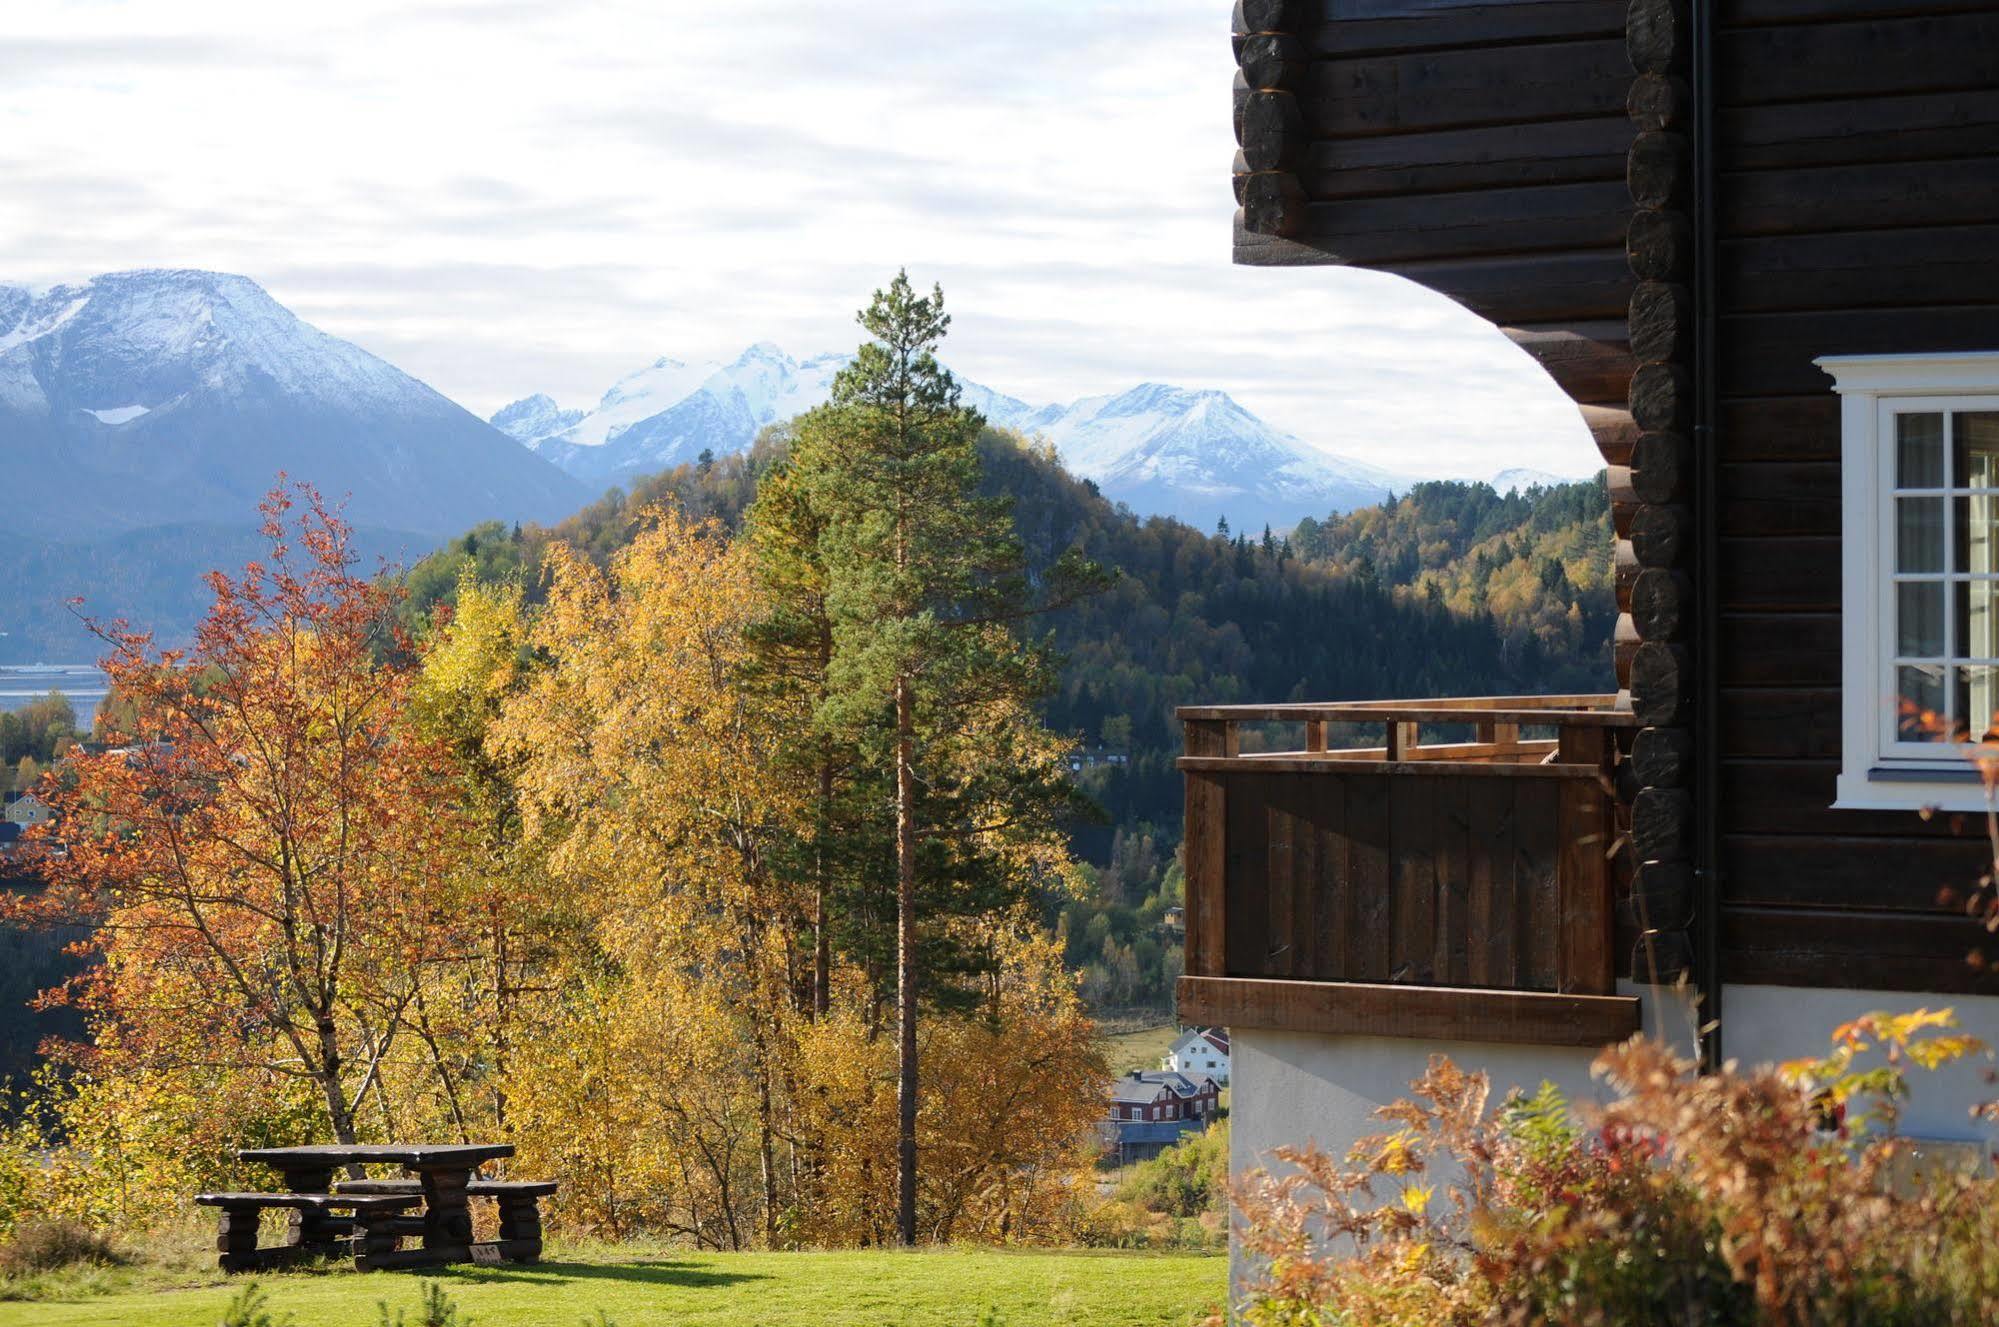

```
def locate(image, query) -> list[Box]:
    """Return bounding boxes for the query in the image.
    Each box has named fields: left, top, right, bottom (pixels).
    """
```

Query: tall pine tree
left=771, top=272, right=1101, bottom=1243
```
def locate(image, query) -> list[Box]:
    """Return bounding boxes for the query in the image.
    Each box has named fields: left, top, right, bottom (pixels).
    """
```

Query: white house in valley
left=1164, top=1027, right=1229, bottom=1084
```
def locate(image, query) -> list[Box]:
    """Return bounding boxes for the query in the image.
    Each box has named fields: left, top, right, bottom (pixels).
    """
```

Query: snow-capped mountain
left=1009, top=384, right=1405, bottom=529
left=496, top=347, right=1407, bottom=528
left=0, top=269, right=584, bottom=542
left=1490, top=466, right=1584, bottom=494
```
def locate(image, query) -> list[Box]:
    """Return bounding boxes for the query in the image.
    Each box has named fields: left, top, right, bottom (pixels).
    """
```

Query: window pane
left=1899, top=411, right=1945, bottom=487
left=1959, top=492, right=1999, bottom=574
left=1898, top=497, right=1944, bottom=572
left=1898, top=664, right=1949, bottom=742
left=1898, top=581, right=1945, bottom=656
left=1954, top=411, right=1999, bottom=488
left=1959, top=579, right=1999, bottom=660
left=1960, top=665, right=1999, bottom=744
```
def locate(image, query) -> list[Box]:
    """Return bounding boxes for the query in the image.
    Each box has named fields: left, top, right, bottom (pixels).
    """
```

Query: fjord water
left=0, top=664, right=108, bottom=725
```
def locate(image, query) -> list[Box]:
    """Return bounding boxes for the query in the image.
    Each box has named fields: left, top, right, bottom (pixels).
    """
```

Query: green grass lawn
left=0, top=1245, right=1225, bottom=1327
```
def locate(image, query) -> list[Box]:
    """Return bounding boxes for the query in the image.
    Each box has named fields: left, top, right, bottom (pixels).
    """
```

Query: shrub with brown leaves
left=1231, top=1013, right=1999, bottom=1327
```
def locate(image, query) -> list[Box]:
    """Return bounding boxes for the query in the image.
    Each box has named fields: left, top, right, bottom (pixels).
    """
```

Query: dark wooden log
left=1718, top=461, right=1838, bottom=538
left=1630, top=502, right=1690, bottom=568
left=1627, top=0, right=1687, bottom=76
left=1234, top=70, right=1248, bottom=146
left=1631, top=642, right=1691, bottom=727
left=1631, top=431, right=1689, bottom=504
left=1178, top=975, right=1641, bottom=1047
left=1718, top=612, right=1840, bottom=687
left=1292, top=182, right=1631, bottom=267
left=1631, top=786, right=1693, bottom=863
left=1630, top=859, right=1695, bottom=929
left=1241, top=91, right=1302, bottom=173
left=1627, top=209, right=1690, bottom=281
left=1242, top=173, right=1305, bottom=238
left=1720, top=88, right=1999, bottom=173
left=1299, top=40, right=1632, bottom=138
left=1635, top=928, right=1695, bottom=985
left=1720, top=12, right=1999, bottom=109
left=1299, top=0, right=1628, bottom=59
left=1724, top=226, right=1999, bottom=315
left=1629, top=725, right=1692, bottom=789
left=1615, top=612, right=1641, bottom=681
left=1717, top=397, right=1835, bottom=464
left=1719, top=307, right=1999, bottom=399
left=1235, top=222, right=1637, bottom=324
left=1628, top=281, right=1689, bottom=364
left=1233, top=0, right=1298, bottom=35
left=1238, top=31, right=1304, bottom=90
left=1726, top=160, right=1999, bottom=242
left=1231, top=149, right=1249, bottom=204
left=1504, top=321, right=1634, bottom=406
left=1583, top=405, right=1640, bottom=466
left=1627, top=72, right=1688, bottom=132
left=1615, top=539, right=1639, bottom=612
left=1607, top=464, right=1637, bottom=512
left=1720, top=907, right=1999, bottom=998
left=1303, top=118, right=1630, bottom=202
left=1628, top=363, right=1689, bottom=433
left=1631, top=568, right=1691, bottom=640
left=1716, top=758, right=1984, bottom=840
left=1627, top=130, right=1688, bottom=209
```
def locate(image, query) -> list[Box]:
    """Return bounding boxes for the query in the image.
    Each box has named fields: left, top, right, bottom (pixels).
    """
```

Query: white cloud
left=1, top=0, right=1599, bottom=480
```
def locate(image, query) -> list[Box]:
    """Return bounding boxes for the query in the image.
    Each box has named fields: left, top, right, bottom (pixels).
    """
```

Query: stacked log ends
left=1233, top=3, right=1304, bottom=238
left=1621, top=0, right=1699, bottom=1001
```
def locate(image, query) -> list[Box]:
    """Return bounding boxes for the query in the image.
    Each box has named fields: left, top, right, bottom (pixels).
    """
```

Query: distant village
left=1099, top=1028, right=1228, bottom=1166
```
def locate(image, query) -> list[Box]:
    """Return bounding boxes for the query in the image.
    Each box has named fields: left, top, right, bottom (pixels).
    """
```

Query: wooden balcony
left=1175, top=696, right=1643, bottom=1047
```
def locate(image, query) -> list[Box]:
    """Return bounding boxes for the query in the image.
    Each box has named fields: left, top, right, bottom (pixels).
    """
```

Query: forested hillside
left=402, top=433, right=1613, bottom=1015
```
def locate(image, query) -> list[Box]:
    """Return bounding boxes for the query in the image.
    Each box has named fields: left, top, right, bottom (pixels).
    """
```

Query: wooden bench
left=195, top=1192, right=420, bottom=1272
left=335, top=1178, right=554, bottom=1263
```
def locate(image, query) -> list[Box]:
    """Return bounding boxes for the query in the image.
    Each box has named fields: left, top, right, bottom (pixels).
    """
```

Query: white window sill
left=1834, top=770, right=1997, bottom=815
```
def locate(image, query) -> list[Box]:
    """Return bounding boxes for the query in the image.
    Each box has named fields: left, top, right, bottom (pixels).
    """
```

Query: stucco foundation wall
left=1721, top=983, right=1999, bottom=1144
left=1224, top=983, right=1999, bottom=1306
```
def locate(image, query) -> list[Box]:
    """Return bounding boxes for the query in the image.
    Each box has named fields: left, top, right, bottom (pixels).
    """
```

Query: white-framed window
left=1821, top=352, right=1999, bottom=812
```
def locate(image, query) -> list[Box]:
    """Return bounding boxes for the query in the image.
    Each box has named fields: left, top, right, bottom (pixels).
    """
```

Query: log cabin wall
left=1710, top=2, right=1999, bottom=995
left=1230, top=0, right=1666, bottom=986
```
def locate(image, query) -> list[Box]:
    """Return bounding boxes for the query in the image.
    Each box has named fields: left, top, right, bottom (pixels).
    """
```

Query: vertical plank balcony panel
left=1467, top=776, right=1518, bottom=988
left=1348, top=773, right=1393, bottom=983
left=1175, top=697, right=1640, bottom=1043
left=1309, top=771, right=1352, bottom=983
left=1389, top=774, right=1438, bottom=985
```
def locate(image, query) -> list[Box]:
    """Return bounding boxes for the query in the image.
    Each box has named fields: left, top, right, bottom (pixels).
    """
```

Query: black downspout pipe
left=1692, top=0, right=1723, bottom=1069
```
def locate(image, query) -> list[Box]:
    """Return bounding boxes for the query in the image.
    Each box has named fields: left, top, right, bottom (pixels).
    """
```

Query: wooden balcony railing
left=1175, top=696, right=1643, bottom=1047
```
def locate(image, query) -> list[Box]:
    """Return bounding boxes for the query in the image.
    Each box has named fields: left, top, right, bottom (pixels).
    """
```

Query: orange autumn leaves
left=20, top=486, right=467, bottom=1157
left=9, top=485, right=1106, bottom=1245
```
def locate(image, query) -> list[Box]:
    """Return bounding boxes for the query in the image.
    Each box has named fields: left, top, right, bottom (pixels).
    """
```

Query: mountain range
left=0, top=269, right=584, bottom=543
left=0, top=269, right=1585, bottom=659
left=491, top=344, right=1417, bottom=530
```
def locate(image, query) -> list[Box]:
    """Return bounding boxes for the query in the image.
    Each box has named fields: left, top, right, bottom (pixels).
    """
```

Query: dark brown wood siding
left=1234, top=1, right=1635, bottom=330
left=1712, top=2, right=1999, bottom=993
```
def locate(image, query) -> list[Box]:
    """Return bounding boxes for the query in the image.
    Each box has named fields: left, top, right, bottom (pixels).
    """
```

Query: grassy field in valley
left=1099, top=1019, right=1178, bottom=1076
left=0, top=1244, right=1226, bottom=1327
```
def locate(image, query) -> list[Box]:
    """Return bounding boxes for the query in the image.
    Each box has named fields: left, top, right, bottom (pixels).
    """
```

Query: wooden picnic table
left=235, top=1142, right=524, bottom=1271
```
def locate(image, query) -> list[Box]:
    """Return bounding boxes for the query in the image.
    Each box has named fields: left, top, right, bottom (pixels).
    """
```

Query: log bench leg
left=419, top=1168, right=474, bottom=1257
left=281, top=1168, right=341, bottom=1258
left=495, top=1195, right=543, bottom=1263
left=215, top=1205, right=263, bottom=1273
left=352, top=1208, right=403, bottom=1272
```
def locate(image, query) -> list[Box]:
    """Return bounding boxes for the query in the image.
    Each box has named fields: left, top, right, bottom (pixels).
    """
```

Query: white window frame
left=1821, top=351, right=1999, bottom=812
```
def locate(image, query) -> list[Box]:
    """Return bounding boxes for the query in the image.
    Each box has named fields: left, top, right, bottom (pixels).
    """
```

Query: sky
left=1, top=0, right=1600, bottom=481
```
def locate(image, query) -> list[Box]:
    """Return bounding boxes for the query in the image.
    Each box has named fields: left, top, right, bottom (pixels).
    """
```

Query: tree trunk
left=814, top=743, right=833, bottom=1019
left=316, top=1014, right=359, bottom=1146
left=895, top=673, right=919, bottom=1247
